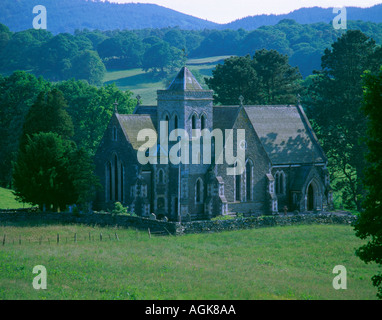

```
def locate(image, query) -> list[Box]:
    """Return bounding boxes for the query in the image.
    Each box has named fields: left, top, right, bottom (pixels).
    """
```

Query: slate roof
left=213, top=106, right=240, bottom=130
left=243, top=105, right=326, bottom=165
left=167, top=66, right=204, bottom=91
left=116, top=114, right=156, bottom=151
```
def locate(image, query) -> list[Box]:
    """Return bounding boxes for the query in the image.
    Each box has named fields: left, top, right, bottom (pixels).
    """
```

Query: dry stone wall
left=0, top=210, right=357, bottom=236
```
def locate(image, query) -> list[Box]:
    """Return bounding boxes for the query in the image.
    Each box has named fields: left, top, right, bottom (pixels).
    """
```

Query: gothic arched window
left=246, top=159, right=254, bottom=201
left=192, top=114, right=197, bottom=130
left=196, top=178, right=203, bottom=203
left=201, top=115, right=206, bottom=130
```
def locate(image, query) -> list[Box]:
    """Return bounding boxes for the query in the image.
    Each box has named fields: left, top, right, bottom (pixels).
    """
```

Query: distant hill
left=225, top=5, right=382, bottom=30
left=1, top=0, right=382, bottom=34
left=0, top=0, right=218, bottom=34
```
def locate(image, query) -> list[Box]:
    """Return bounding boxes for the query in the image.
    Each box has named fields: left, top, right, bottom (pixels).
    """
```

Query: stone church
left=94, top=67, right=332, bottom=220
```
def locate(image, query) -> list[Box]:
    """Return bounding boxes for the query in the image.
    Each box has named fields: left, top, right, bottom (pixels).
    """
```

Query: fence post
left=148, top=228, right=151, bottom=239
left=19, top=235, right=21, bottom=245
left=100, top=233, right=103, bottom=241
left=74, top=233, right=77, bottom=243
left=115, top=233, right=119, bottom=241
left=57, top=234, right=59, bottom=245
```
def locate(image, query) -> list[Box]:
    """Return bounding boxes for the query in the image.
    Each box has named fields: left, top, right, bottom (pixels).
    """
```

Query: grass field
left=0, top=187, right=31, bottom=210
left=103, top=56, right=232, bottom=105
left=0, top=223, right=378, bottom=300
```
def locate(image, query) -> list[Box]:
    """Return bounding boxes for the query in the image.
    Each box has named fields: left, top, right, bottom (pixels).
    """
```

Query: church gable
left=244, top=105, right=327, bottom=165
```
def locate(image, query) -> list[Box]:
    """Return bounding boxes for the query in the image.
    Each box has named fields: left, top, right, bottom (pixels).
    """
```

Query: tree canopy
left=354, top=67, right=382, bottom=299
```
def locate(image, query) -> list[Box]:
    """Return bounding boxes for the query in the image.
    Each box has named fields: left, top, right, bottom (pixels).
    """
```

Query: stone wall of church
left=93, top=114, right=142, bottom=212
left=215, top=108, right=271, bottom=214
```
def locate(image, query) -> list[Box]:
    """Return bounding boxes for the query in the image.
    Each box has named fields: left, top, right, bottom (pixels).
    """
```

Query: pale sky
left=109, top=0, right=382, bottom=23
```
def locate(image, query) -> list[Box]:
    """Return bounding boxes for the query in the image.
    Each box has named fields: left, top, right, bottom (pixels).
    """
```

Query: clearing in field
left=0, top=224, right=378, bottom=300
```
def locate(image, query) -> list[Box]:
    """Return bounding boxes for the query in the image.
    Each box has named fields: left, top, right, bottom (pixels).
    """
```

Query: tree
left=253, top=49, right=302, bottom=104
left=206, top=50, right=302, bottom=105
left=13, top=132, right=98, bottom=211
left=71, top=50, right=106, bottom=86
left=20, top=88, right=74, bottom=151
left=0, top=71, right=50, bottom=187
left=305, top=30, right=382, bottom=210
left=205, top=55, right=259, bottom=105
left=55, top=80, right=136, bottom=154
left=354, top=67, right=382, bottom=299
left=142, top=40, right=185, bottom=75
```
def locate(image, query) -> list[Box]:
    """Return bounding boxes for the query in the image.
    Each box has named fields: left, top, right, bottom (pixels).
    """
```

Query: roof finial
left=239, top=95, right=244, bottom=107
left=113, top=100, right=119, bottom=114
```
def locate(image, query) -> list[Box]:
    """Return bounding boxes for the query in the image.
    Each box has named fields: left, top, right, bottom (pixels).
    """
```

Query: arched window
left=235, top=174, right=241, bottom=202
left=246, top=160, right=254, bottom=201
left=276, top=171, right=285, bottom=194
left=120, top=163, right=124, bottom=203
left=201, top=115, right=206, bottom=130
left=196, top=178, right=203, bottom=203
left=234, top=160, right=242, bottom=202
left=192, top=114, right=197, bottom=130
left=106, top=161, right=112, bottom=201
left=174, top=115, right=178, bottom=130
left=114, top=154, right=119, bottom=201
left=112, top=126, right=117, bottom=141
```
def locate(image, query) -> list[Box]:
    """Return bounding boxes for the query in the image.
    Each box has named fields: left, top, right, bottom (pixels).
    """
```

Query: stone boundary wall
left=176, top=214, right=357, bottom=235
left=0, top=210, right=357, bottom=236
left=0, top=210, right=177, bottom=235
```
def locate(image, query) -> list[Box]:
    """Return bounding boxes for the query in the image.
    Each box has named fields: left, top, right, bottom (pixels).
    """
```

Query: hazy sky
left=109, top=0, right=382, bottom=23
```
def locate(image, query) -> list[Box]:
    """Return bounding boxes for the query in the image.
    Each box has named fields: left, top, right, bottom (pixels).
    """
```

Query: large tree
left=0, top=71, right=50, bottom=187
left=305, top=30, right=382, bottom=210
left=13, top=132, right=98, bottom=211
left=354, top=67, right=382, bottom=299
left=253, top=49, right=302, bottom=104
left=19, top=88, right=74, bottom=151
left=205, top=55, right=259, bottom=105
left=205, top=50, right=302, bottom=105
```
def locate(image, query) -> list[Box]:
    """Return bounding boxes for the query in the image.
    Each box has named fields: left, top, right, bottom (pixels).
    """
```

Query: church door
left=307, top=184, right=314, bottom=211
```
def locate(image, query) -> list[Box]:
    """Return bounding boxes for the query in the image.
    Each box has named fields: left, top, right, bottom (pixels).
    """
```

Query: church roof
left=213, top=106, right=241, bottom=130
left=167, top=66, right=204, bottom=91
left=243, top=105, right=326, bottom=165
left=116, top=114, right=156, bottom=151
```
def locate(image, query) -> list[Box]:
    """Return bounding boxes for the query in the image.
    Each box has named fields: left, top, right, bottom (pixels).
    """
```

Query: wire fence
left=1, top=228, right=171, bottom=246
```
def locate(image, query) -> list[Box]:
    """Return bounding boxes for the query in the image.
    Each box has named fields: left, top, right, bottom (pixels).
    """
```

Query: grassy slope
left=0, top=187, right=31, bottom=209
left=103, top=56, right=232, bottom=105
left=0, top=224, right=378, bottom=300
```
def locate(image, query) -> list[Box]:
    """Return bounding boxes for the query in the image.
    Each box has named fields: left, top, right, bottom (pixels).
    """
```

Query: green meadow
left=0, top=223, right=378, bottom=300
left=0, top=187, right=31, bottom=210
left=103, top=56, right=232, bottom=105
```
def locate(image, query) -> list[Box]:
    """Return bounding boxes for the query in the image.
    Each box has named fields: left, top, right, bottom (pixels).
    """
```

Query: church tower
left=156, top=67, right=214, bottom=220
left=157, top=67, right=214, bottom=137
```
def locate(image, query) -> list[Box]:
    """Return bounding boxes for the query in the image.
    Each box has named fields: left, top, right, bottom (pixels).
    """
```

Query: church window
left=246, top=159, right=254, bottom=201
left=201, top=115, right=206, bottom=130
left=192, top=114, right=197, bottom=130
left=174, top=115, right=179, bottom=130
left=106, top=161, right=112, bottom=201
left=276, top=171, right=285, bottom=194
left=120, top=163, right=124, bottom=202
left=112, top=126, right=117, bottom=141
left=196, top=178, right=203, bottom=203
left=114, top=155, right=119, bottom=201
left=235, top=174, right=241, bottom=201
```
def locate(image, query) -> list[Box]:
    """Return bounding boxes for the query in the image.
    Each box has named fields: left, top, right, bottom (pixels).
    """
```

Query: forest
left=1, top=19, right=382, bottom=84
